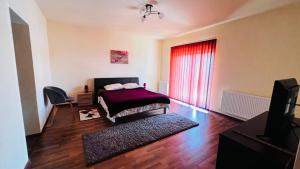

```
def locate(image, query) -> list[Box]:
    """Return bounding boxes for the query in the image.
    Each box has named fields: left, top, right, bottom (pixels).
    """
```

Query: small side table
left=77, top=92, right=93, bottom=107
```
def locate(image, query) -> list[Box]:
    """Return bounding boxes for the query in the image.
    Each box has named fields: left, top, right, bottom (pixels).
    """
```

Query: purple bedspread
left=99, top=88, right=170, bottom=117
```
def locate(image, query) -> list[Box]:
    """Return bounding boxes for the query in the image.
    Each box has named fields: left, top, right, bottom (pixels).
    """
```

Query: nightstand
left=77, top=92, right=93, bottom=107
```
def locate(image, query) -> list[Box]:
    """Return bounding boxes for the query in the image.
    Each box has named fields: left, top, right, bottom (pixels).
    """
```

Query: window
left=169, top=39, right=216, bottom=109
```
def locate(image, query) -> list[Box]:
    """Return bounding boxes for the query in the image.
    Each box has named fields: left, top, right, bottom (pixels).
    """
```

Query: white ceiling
left=35, top=0, right=299, bottom=38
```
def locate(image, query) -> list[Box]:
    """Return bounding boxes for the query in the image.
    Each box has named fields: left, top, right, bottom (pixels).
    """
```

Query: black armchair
left=44, top=86, right=75, bottom=118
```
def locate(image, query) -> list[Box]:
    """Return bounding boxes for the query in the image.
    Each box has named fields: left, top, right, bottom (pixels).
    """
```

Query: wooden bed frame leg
left=163, top=107, right=167, bottom=114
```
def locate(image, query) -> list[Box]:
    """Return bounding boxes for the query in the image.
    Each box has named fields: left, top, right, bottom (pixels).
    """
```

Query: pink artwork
left=110, top=50, right=128, bottom=64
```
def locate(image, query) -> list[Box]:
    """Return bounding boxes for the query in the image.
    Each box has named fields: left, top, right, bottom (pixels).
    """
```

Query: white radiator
left=220, top=91, right=271, bottom=121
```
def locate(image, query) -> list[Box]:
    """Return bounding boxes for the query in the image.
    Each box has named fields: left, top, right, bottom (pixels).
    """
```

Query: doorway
left=10, top=9, right=40, bottom=153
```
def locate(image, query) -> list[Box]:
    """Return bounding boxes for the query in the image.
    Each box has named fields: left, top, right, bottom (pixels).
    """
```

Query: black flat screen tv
left=264, top=78, right=299, bottom=139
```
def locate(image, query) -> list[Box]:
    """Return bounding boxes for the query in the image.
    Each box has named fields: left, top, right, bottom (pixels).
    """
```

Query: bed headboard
left=93, top=77, right=139, bottom=104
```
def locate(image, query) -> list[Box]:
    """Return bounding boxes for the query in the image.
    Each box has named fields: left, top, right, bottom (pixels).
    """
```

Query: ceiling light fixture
left=140, top=3, right=164, bottom=22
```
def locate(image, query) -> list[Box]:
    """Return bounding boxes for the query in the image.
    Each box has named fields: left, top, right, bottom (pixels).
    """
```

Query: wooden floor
left=28, top=101, right=240, bottom=169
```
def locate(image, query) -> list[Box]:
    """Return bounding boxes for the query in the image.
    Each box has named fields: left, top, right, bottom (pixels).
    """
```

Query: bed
left=94, top=77, right=170, bottom=122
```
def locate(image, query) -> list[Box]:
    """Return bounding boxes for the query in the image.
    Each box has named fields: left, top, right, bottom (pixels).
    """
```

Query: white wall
left=161, top=3, right=300, bottom=114
left=7, top=0, right=53, bottom=135
left=48, top=21, right=161, bottom=98
left=0, top=0, right=52, bottom=168
left=0, top=1, right=28, bottom=169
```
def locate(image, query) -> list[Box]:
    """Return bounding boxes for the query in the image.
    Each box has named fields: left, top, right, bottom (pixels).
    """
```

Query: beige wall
left=48, top=21, right=161, bottom=98
left=161, top=3, right=300, bottom=114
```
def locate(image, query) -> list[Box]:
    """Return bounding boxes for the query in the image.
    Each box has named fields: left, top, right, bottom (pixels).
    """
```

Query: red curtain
left=169, top=39, right=216, bottom=109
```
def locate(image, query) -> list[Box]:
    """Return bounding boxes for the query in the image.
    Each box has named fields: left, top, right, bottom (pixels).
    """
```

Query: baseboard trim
left=26, top=105, right=55, bottom=137
left=42, top=105, right=55, bottom=131
left=45, top=105, right=57, bottom=128
left=24, top=159, right=31, bottom=169
left=208, top=109, right=244, bottom=122
left=26, top=132, right=41, bottom=138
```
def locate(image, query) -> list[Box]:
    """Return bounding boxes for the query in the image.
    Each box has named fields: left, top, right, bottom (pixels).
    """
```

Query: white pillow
left=123, top=83, right=139, bottom=89
left=104, top=83, right=123, bottom=90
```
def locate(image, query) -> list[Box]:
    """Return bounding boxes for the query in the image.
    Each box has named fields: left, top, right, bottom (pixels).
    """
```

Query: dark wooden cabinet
left=77, top=92, right=93, bottom=107
left=216, top=112, right=299, bottom=169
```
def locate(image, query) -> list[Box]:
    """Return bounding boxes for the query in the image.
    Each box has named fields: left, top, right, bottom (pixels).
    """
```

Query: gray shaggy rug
left=82, top=113, right=199, bottom=165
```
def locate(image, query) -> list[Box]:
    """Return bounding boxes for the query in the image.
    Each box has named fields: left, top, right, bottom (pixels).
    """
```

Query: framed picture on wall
left=110, top=50, right=128, bottom=64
